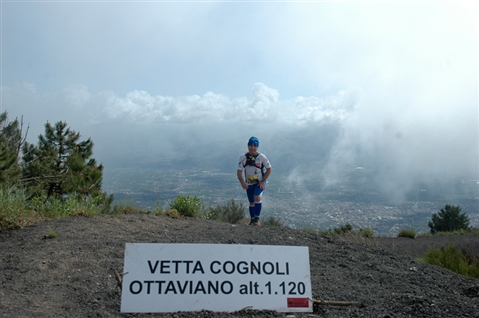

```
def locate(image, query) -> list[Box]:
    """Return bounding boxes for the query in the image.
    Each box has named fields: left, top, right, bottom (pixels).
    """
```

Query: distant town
left=103, top=167, right=479, bottom=236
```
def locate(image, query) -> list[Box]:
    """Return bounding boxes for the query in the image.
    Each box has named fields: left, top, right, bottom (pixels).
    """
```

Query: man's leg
left=253, top=186, right=264, bottom=225
left=253, top=196, right=262, bottom=225
left=247, top=186, right=256, bottom=225
left=249, top=203, right=256, bottom=224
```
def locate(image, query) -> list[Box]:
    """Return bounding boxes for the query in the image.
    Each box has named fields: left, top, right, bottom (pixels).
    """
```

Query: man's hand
left=241, top=181, right=248, bottom=189
left=259, top=180, right=266, bottom=190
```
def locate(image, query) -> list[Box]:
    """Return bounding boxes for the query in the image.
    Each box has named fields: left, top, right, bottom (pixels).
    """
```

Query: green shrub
left=62, top=196, right=102, bottom=217
left=318, top=224, right=353, bottom=236
left=170, top=195, right=204, bottom=217
left=164, top=209, right=181, bottom=219
left=29, top=195, right=62, bottom=218
left=44, top=224, right=58, bottom=239
left=326, top=226, right=374, bottom=239
left=334, top=223, right=353, bottom=235
left=319, top=228, right=338, bottom=236
left=359, top=227, right=374, bottom=238
left=432, top=228, right=479, bottom=236
left=206, top=199, right=245, bottom=224
left=417, top=232, right=432, bottom=237
left=420, top=244, right=479, bottom=279
left=153, top=199, right=164, bottom=215
left=469, top=228, right=479, bottom=235
left=262, top=216, right=283, bottom=227
left=0, top=186, right=40, bottom=230
left=29, top=195, right=103, bottom=218
left=1, top=186, right=112, bottom=230
left=111, top=200, right=144, bottom=214
left=398, top=229, right=416, bottom=239
left=0, top=186, right=115, bottom=230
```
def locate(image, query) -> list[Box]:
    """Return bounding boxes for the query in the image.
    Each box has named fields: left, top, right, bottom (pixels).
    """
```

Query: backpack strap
left=243, top=152, right=260, bottom=167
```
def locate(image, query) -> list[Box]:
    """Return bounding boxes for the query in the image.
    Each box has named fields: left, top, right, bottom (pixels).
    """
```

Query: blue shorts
left=246, top=183, right=263, bottom=203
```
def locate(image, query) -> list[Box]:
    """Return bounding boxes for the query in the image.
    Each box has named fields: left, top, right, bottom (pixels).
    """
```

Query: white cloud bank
left=3, top=82, right=353, bottom=128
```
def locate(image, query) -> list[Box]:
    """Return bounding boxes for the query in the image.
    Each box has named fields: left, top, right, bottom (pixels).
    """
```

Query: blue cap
left=248, top=136, right=259, bottom=147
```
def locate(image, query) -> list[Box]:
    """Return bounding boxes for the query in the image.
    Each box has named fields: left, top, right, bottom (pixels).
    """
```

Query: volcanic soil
left=1, top=213, right=478, bottom=318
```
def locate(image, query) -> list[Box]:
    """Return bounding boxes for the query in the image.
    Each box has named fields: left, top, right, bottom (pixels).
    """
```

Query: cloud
left=35, top=82, right=348, bottom=126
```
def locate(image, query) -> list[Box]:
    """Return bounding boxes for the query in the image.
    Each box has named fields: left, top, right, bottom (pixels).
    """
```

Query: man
left=237, top=136, right=272, bottom=226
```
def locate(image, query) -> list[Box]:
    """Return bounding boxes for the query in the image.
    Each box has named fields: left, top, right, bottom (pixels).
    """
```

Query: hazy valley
left=103, top=165, right=479, bottom=236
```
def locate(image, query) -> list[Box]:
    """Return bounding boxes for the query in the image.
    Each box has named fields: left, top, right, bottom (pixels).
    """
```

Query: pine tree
left=428, top=204, right=470, bottom=234
left=21, top=121, right=112, bottom=210
left=0, top=111, right=24, bottom=186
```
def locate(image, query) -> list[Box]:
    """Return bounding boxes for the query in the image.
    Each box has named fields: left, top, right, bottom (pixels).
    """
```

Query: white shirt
left=237, top=152, right=271, bottom=185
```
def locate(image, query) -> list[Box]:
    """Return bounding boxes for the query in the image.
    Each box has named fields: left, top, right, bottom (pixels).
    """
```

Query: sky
left=1, top=1, right=478, bottom=200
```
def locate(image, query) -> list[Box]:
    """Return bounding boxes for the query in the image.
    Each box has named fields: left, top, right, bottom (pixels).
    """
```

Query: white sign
left=121, top=243, right=312, bottom=313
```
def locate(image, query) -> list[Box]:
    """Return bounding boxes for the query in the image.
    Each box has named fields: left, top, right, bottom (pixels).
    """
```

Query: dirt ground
left=1, top=213, right=478, bottom=318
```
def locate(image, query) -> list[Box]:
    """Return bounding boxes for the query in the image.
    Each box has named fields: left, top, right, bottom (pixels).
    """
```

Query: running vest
left=243, top=152, right=265, bottom=178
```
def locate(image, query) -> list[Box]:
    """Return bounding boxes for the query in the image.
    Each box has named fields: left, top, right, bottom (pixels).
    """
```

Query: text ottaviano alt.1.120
left=121, top=243, right=313, bottom=313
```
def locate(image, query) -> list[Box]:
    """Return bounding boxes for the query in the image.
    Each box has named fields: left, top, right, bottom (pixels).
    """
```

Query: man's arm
left=237, top=169, right=248, bottom=189
left=259, top=167, right=272, bottom=190
left=262, top=167, right=272, bottom=181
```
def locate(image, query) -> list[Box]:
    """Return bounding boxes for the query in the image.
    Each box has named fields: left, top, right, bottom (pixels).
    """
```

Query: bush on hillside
left=317, top=223, right=353, bottom=236
left=111, top=200, right=144, bottom=215
left=206, top=199, right=245, bottom=224
left=164, top=209, right=181, bottom=219
left=359, top=227, right=375, bottom=238
left=170, top=195, right=204, bottom=217
left=420, top=244, right=479, bottom=279
left=334, top=223, right=353, bottom=235
left=0, top=187, right=39, bottom=230
left=429, top=228, right=479, bottom=236
left=262, top=216, right=283, bottom=227
left=0, top=186, right=114, bottom=230
left=398, top=229, right=416, bottom=239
